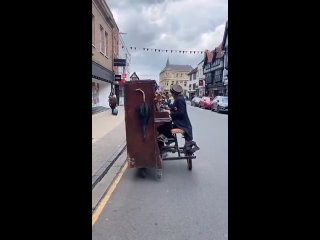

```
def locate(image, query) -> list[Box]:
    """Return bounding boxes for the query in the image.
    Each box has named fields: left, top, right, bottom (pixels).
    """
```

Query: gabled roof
left=130, top=72, right=140, bottom=80
left=161, top=62, right=193, bottom=73
left=187, top=67, right=198, bottom=75
left=214, top=44, right=224, bottom=59
left=203, top=43, right=224, bottom=65
left=204, top=50, right=214, bottom=64
left=198, top=59, right=204, bottom=65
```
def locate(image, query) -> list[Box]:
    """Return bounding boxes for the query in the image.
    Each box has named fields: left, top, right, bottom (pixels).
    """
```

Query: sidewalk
left=92, top=106, right=129, bottom=211
left=92, top=106, right=126, bottom=184
left=92, top=106, right=124, bottom=144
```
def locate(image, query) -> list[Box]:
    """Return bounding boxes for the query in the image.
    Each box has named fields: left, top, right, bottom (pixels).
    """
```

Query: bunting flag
left=119, top=45, right=205, bottom=54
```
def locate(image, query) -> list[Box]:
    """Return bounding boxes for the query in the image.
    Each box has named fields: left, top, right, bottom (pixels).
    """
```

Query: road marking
left=92, top=161, right=128, bottom=226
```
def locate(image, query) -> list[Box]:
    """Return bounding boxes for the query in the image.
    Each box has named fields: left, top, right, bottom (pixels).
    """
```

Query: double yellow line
left=92, top=162, right=128, bottom=226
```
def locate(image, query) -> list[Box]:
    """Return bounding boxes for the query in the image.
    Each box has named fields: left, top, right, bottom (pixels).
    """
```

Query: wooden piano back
left=124, top=80, right=161, bottom=169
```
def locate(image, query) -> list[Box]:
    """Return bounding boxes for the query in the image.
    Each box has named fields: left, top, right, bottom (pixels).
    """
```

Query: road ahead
left=93, top=105, right=228, bottom=240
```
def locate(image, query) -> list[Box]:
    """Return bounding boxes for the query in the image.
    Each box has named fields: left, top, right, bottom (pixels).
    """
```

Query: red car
left=199, top=96, right=213, bottom=109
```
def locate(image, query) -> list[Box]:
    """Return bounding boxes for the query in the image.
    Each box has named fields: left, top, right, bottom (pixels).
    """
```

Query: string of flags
left=121, top=46, right=204, bottom=54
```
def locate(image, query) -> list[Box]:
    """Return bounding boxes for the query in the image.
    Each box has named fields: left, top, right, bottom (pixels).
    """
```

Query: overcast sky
left=107, top=0, right=228, bottom=82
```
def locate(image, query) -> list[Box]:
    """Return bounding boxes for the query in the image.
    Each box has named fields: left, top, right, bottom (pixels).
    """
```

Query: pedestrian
left=109, top=93, right=117, bottom=115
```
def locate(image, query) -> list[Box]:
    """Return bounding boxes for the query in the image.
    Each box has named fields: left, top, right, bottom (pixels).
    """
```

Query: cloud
left=107, top=0, right=228, bottom=82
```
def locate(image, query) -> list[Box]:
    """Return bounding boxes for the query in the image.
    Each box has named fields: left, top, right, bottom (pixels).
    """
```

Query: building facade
left=187, top=67, right=198, bottom=99
left=203, top=44, right=225, bottom=97
left=197, top=60, right=206, bottom=97
left=187, top=59, right=206, bottom=99
left=92, top=0, right=119, bottom=108
left=222, top=21, right=228, bottom=96
left=159, top=58, right=193, bottom=96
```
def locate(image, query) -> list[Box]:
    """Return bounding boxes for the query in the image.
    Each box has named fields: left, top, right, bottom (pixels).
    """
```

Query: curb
left=92, top=148, right=128, bottom=213
left=92, top=141, right=127, bottom=190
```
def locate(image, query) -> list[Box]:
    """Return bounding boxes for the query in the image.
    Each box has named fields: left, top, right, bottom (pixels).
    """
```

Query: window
left=99, top=25, right=105, bottom=53
left=193, top=73, right=196, bottom=80
left=205, top=72, right=213, bottom=84
left=181, top=73, right=183, bottom=77
left=214, top=70, right=222, bottom=83
left=176, top=73, right=178, bottom=77
left=92, top=15, right=95, bottom=45
left=105, top=32, right=108, bottom=56
left=184, top=81, right=187, bottom=87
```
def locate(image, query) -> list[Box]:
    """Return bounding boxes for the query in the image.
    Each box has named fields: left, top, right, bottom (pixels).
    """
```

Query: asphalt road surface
left=93, top=105, right=228, bottom=240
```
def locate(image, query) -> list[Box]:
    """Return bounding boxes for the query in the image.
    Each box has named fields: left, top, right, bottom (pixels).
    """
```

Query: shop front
left=92, top=61, right=115, bottom=108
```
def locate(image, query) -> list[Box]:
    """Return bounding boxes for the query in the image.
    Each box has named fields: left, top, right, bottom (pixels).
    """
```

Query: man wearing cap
left=157, top=84, right=199, bottom=154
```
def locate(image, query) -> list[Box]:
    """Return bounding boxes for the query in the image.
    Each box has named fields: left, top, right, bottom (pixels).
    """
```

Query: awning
left=92, top=61, right=114, bottom=83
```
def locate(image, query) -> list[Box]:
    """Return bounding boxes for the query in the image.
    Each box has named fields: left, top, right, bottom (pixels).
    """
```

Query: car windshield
left=221, top=97, right=228, bottom=103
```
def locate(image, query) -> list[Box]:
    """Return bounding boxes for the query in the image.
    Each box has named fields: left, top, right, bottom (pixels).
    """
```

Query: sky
left=107, top=0, right=228, bottom=82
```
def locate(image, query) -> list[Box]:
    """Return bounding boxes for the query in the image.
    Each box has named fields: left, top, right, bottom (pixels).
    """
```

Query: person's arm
left=170, top=98, right=185, bottom=119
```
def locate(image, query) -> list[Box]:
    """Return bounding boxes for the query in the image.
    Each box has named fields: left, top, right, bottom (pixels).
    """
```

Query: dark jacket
left=109, top=96, right=117, bottom=108
left=170, top=95, right=193, bottom=140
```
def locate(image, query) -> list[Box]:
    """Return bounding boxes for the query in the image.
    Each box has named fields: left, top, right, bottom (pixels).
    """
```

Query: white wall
left=197, top=62, right=205, bottom=80
left=92, top=79, right=112, bottom=108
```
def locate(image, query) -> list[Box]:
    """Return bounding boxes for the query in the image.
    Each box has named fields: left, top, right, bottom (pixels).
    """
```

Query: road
left=92, top=105, right=228, bottom=240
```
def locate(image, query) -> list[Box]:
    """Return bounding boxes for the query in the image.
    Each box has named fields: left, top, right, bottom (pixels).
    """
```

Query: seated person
left=157, top=84, right=199, bottom=155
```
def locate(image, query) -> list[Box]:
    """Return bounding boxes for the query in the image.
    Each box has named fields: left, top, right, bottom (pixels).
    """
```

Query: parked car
left=212, top=96, right=228, bottom=113
left=191, top=96, right=201, bottom=107
left=199, top=96, right=213, bottom=109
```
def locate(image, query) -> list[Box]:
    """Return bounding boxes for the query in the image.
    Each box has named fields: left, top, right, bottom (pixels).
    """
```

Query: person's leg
left=157, top=122, right=173, bottom=139
left=184, top=134, right=192, bottom=145
left=184, top=134, right=199, bottom=154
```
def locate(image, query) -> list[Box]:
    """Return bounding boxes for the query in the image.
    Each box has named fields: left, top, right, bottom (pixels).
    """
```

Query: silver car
left=212, top=96, right=228, bottom=113
left=191, top=97, right=201, bottom=107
